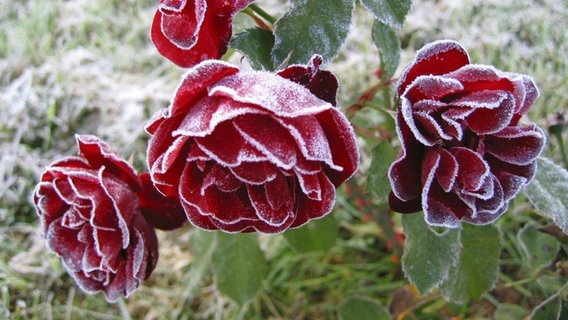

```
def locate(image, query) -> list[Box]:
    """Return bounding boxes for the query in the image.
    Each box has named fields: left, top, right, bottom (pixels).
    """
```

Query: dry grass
left=1, top=0, right=566, bottom=319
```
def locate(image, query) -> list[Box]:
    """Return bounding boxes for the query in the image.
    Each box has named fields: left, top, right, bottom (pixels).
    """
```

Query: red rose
left=388, top=40, right=546, bottom=227
left=151, top=0, right=255, bottom=68
left=33, top=135, right=159, bottom=302
left=146, top=56, right=359, bottom=233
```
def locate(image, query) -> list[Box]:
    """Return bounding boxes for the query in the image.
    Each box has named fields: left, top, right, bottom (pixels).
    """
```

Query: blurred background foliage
left=1, top=0, right=566, bottom=319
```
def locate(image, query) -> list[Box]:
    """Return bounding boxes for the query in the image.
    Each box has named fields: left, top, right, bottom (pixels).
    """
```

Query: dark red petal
left=151, top=1, right=233, bottom=67
left=202, top=163, right=242, bottom=192
left=158, top=0, right=205, bottom=49
left=486, top=154, right=537, bottom=201
left=195, top=120, right=266, bottom=167
left=455, top=90, right=515, bottom=134
left=295, top=171, right=322, bottom=200
left=388, top=112, right=424, bottom=202
left=46, top=218, right=86, bottom=271
left=314, top=110, right=359, bottom=186
left=446, top=64, right=515, bottom=94
left=484, top=124, right=545, bottom=166
left=290, top=173, right=335, bottom=229
left=403, top=75, right=463, bottom=102
left=450, top=147, right=491, bottom=192
left=130, top=213, right=159, bottom=281
left=277, top=55, right=339, bottom=106
left=397, top=40, right=470, bottom=96
left=179, top=163, right=257, bottom=226
left=388, top=192, right=422, bottom=213
left=436, top=148, right=458, bottom=192
left=514, top=75, right=539, bottom=118
left=233, top=114, right=298, bottom=169
left=210, top=71, right=333, bottom=117
left=277, top=115, right=336, bottom=169
left=230, top=161, right=277, bottom=185
left=76, top=135, right=141, bottom=191
left=139, top=172, right=187, bottom=231
left=169, top=60, right=240, bottom=116
left=247, top=174, right=295, bottom=227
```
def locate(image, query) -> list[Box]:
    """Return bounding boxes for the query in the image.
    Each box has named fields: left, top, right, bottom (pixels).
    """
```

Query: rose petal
left=484, top=124, right=545, bottom=165
left=289, top=173, right=335, bottom=229
left=76, top=135, right=141, bottom=191
left=435, top=148, right=458, bottom=192
left=190, top=119, right=264, bottom=167
left=233, top=114, right=298, bottom=169
left=421, top=153, right=470, bottom=228
left=247, top=174, right=295, bottom=227
left=389, top=113, right=424, bottom=202
left=277, top=55, right=339, bottom=106
left=179, top=163, right=257, bottom=226
left=210, top=71, right=334, bottom=118
left=450, top=147, right=491, bottom=192
left=314, top=110, right=359, bottom=186
left=397, top=40, right=470, bottom=96
left=230, top=161, right=277, bottom=185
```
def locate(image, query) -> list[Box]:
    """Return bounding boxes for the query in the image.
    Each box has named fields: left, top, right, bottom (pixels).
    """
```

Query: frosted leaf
left=525, top=157, right=568, bottom=234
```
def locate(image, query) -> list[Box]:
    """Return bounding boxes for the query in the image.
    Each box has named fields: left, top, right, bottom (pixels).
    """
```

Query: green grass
left=1, top=0, right=567, bottom=319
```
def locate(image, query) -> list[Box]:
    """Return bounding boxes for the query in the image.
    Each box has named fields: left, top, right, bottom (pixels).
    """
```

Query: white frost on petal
left=98, top=167, right=130, bottom=250
left=276, top=117, right=343, bottom=172
left=421, top=152, right=462, bottom=228
left=160, top=0, right=207, bottom=50
left=172, top=98, right=265, bottom=138
left=209, top=71, right=334, bottom=118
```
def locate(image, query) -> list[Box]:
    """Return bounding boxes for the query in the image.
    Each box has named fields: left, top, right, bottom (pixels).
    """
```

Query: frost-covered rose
left=151, top=0, right=255, bottom=67
left=388, top=40, right=546, bottom=227
left=33, top=135, right=159, bottom=302
left=146, top=56, right=359, bottom=233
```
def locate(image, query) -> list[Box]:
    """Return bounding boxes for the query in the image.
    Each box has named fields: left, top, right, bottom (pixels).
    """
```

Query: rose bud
left=151, top=0, right=255, bottom=68
left=388, top=40, right=546, bottom=228
left=33, top=135, right=159, bottom=302
left=146, top=56, right=359, bottom=233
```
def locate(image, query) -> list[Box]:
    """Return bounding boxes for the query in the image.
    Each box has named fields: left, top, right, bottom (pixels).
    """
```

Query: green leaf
left=440, top=224, right=500, bottom=303
left=518, top=222, right=559, bottom=272
left=401, top=214, right=461, bottom=295
left=338, top=297, right=392, bottom=320
left=366, top=140, right=397, bottom=202
left=186, top=230, right=217, bottom=294
left=212, top=233, right=266, bottom=304
left=231, top=28, right=275, bottom=70
left=371, top=19, right=400, bottom=79
left=284, top=214, right=338, bottom=253
left=493, top=304, right=529, bottom=320
left=272, top=0, right=354, bottom=66
left=360, top=0, right=412, bottom=28
left=525, top=157, right=568, bottom=234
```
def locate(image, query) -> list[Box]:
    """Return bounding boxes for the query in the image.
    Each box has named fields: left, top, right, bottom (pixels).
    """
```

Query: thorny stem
left=346, top=78, right=397, bottom=117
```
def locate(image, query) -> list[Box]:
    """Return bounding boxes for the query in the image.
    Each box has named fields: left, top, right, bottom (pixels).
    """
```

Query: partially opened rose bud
left=146, top=56, right=359, bottom=233
left=33, top=135, right=159, bottom=302
left=388, top=40, right=546, bottom=227
left=151, top=0, right=255, bottom=68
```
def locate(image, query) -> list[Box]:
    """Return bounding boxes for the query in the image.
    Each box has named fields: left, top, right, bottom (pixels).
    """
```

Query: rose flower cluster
left=32, top=1, right=545, bottom=302
left=33, top=0, right=358, bottom=301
